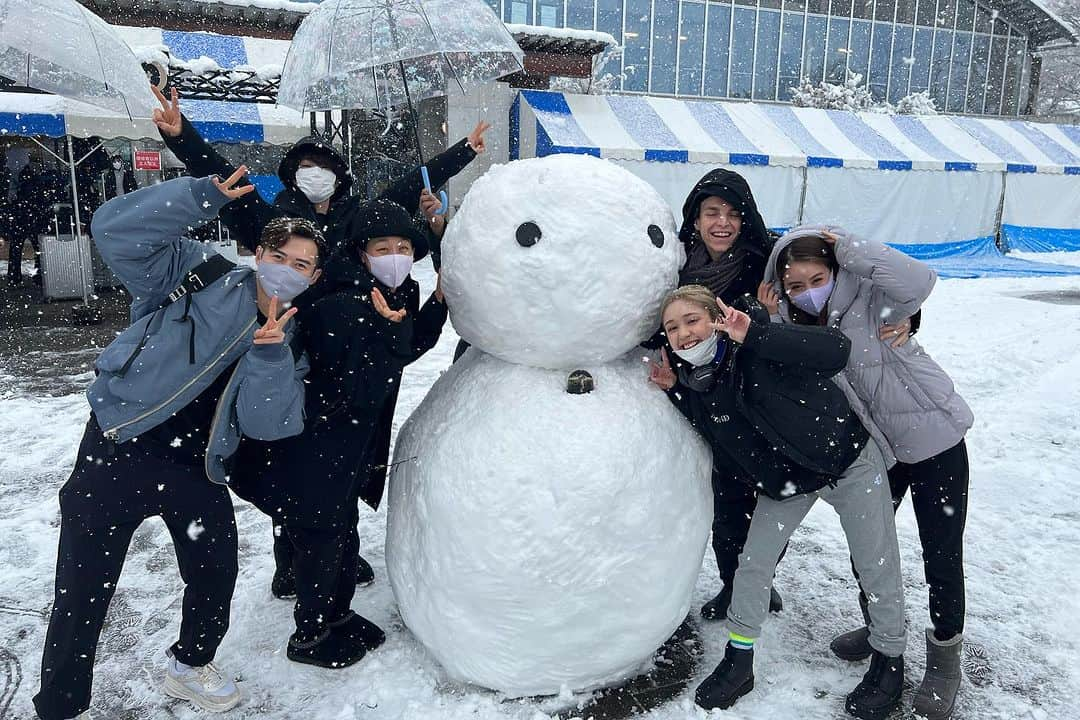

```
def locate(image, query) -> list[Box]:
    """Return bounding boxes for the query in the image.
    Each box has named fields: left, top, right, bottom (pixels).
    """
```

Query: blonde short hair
left=660, top=284, right=721, bottom=323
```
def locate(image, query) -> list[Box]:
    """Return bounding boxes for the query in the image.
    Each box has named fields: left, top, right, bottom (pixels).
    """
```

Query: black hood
left=278, top=135, right=353, bottom=202
left=340, top=199, right=431, bottom=263
left=678, top=169, right=772, bottom=258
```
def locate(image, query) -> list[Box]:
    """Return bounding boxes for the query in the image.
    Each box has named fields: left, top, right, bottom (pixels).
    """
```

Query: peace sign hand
left=372, top=288, right=407, bottom=323
left=714, top=298, right=751, bottom=344
left=254, top=295, right=298, bottom=345
left=212, top=165, right=256, bottom=201
left=151, top=86, right=183, bottom=137
left=647, top=347, right=677, bottom=391
left=467, top=121, right=492, bottom=154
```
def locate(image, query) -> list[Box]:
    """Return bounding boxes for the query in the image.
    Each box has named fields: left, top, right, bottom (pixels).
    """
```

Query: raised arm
left=827, top=228, right=936, bottom=318
left=90, top=174, right=238, bottom=308
left=235, top=304, right=308, bottom=441
left=726, top=296, right=851, bottom=376
left=376, top=121, right=489, bottom=214
left=153, top=87, right=278, bottom=252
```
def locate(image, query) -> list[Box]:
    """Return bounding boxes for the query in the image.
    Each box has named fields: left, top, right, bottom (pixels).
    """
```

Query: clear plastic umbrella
left=278, top=0, right=524, bottom=114
left=0, top=0, right=157, bottom=118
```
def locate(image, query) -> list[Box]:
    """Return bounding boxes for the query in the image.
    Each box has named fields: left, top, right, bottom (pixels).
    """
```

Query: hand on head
left=756, top=281, right=780, bottom=315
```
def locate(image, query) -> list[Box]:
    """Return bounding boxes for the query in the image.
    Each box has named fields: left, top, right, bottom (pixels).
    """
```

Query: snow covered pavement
left=1, top=263, right=1078, bottom=720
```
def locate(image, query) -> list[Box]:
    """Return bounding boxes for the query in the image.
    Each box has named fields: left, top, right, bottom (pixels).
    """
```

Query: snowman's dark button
left=648, top=224, right=665, bottom=248
left=516, top=222, right=542, bottom=248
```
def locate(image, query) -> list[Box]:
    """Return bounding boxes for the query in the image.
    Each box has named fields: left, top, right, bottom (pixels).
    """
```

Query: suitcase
left=39, top=207, right=93, bottom=302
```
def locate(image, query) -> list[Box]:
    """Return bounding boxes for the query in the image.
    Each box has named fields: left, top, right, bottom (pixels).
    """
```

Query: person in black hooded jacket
left=230, top=199, right=446, bottom=669
left=151, top=87, right=488, bottom=292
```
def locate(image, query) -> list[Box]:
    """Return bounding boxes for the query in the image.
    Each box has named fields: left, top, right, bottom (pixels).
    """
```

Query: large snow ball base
left=440, top=154, right=684, bottom=370
left=386, top=352, right=713, bottom=696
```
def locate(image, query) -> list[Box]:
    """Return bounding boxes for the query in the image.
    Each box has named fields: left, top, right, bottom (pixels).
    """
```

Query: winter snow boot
left=355, top=554, right=375, bottom=587
left=913, top=629, right=963, bottom=720
left=287, top=630, right=367, bottom=669
left=831, top=593, right=873, bottom=661
left=271, top=568, right=296, bottom=600
left=700, top=585, right=783, bottom=621
left=329, top=611, right=386, bottom=651
left=845, top=650, right=904, bottom=720
left=694, top=644, right=755, bottom=710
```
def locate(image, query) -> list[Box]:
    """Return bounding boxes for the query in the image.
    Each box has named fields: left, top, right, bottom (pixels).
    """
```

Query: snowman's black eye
left=516, top=221, right=541, bottom=248
left=648, top=224, right=665, bottom=248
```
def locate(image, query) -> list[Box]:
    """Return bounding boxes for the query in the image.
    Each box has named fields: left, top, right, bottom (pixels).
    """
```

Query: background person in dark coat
left=103, top=154, right=138, bottom=199
left=5, top=162, right=65, bottom=287
left=231, top=199, right=448, bottom=669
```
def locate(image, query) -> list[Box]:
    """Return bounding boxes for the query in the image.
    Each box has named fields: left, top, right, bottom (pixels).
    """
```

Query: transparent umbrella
left=278, top=0, right=523, bottom=211
left=0, top=0, right=157, bottom=118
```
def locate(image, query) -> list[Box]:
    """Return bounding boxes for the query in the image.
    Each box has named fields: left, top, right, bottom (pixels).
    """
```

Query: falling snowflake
left=187, top=519, right=205, bottom=541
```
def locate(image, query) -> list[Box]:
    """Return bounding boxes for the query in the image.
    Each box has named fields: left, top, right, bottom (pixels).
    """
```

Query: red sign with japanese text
left=134, top=150, right=161, bottom=171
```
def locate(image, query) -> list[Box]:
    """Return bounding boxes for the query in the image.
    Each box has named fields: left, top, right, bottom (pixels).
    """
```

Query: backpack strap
left=118, top=253, right=237, bottom=376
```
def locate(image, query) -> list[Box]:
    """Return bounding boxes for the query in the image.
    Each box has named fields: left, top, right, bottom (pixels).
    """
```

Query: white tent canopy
left=513, top=90, right=1080, bottom=278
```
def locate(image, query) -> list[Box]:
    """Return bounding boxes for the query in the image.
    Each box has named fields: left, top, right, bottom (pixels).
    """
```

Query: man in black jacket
left=231, top=199, right=448, bottom=668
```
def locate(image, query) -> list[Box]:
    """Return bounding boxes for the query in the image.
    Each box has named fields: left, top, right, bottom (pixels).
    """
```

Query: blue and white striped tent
left=0, top=26, right=307, bottom=202
left=513, top=90, right=1080, bottom=278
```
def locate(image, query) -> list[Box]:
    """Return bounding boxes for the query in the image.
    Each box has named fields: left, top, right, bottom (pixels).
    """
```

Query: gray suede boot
left=913, top=629, right=963, bottom=720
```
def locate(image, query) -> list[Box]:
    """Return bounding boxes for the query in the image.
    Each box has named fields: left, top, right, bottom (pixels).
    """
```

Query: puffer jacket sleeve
left=376, top=137, right=477, bottom=215
left=830, top=229, right=936, bottom=317
left=233, top=335, right=308, bottom=441
left=735, top=296, right=851, bottom=376
left=90, top=176, right=229, bottom=308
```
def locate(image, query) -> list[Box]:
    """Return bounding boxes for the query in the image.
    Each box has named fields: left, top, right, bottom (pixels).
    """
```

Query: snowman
left=386, top=154, right=713, bottom=697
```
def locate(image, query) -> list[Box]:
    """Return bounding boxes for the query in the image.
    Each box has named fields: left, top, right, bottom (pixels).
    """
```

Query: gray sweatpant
left=726, top=441, right=907, bottom=657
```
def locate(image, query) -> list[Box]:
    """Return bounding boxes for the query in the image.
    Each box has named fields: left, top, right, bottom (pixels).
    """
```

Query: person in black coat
left=5, top=162, right=65, bottom=286
left=102, top=155, right=138, bottom=199
left=649, top=286, right=906, bottom=719
left=230, top=199, right=448, bottom=668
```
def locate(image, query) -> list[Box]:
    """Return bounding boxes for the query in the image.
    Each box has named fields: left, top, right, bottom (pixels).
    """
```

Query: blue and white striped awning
left=0, top=26, right=305, bottom=145
left=515, top=90, right=1080, bottom=175
left=0, top=91, right=308, bottom=144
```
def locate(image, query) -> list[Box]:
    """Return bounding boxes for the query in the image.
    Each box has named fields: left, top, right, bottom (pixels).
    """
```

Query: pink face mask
left=365, top=252, right=413, bottom=290
left=788, top=273, right=835, bottom=316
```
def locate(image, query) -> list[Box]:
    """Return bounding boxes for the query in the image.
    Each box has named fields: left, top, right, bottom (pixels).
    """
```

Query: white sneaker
left=163, top=651, right=241, bottom=712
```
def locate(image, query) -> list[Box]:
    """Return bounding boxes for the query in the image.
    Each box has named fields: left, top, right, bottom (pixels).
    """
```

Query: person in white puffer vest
left=762, top=224, right=974, bottom=720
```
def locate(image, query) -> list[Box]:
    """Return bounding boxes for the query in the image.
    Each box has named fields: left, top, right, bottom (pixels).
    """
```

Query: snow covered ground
left=2, top=261, right=1079, bottom=720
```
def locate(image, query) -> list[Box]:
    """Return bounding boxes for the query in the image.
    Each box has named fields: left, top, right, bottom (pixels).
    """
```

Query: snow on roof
left=189, top=0, right=317, bottom=13
left=502, top=23, right=617, bottom=48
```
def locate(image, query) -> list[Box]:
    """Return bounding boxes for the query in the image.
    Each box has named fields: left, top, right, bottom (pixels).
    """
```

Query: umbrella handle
left=420, top=166, right=448, bottom=216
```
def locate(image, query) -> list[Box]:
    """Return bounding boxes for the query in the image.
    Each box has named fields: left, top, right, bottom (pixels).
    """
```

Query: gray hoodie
left=764, top=225, right=973, bottom=466
left=89, top=176, right=308, bottom=484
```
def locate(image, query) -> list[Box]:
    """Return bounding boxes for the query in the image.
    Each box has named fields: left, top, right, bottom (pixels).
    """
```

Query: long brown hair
left=775, top=235, right=838, bottom=325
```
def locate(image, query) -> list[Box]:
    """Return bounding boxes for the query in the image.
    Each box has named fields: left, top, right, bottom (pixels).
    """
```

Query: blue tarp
left=891, top=237, right=1080, bottom=279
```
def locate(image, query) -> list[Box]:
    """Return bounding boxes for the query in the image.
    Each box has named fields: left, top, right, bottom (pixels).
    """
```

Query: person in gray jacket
left=763, top=225, right=973, bottom=720
left=33, top=170, right=324, bottom=720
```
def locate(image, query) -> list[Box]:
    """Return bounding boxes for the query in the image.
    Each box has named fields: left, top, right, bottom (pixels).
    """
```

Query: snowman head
left=441, top=155, right=684, bottom=369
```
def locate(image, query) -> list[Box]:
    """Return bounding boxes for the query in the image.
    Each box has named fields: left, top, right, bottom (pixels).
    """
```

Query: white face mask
left=111, top=160, right=123, bottom=170
left=294, top=166, right=338, bottom=203
left=672, top=331, right=720, bottom=367
left=365, top=252, right=413, bottom=290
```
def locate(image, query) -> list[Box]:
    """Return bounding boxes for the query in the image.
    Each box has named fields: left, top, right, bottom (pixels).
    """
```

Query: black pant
left=854, top=439, right=969, bottom=640
left=6, top=232, right=41, bottom=282
left=33, top=418, right=238, bottom=720
left=288, top=511, right=359, bottom=643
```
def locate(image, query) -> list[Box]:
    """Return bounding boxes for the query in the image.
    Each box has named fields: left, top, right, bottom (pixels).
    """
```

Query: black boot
left=329, top=611, right=386, bottom=651
left=845, top=651, right=904, bottom=720
left=271, top=568, right=296, bottom=600
left=694, top=644, right=755, bottom=710
left=355, top=554, right=375, bottom=587
left=831, top=593, right=873, bottom=661
left=287, top=630, right=367, bottom=669
left=701, top=586, right=782, bottom=621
